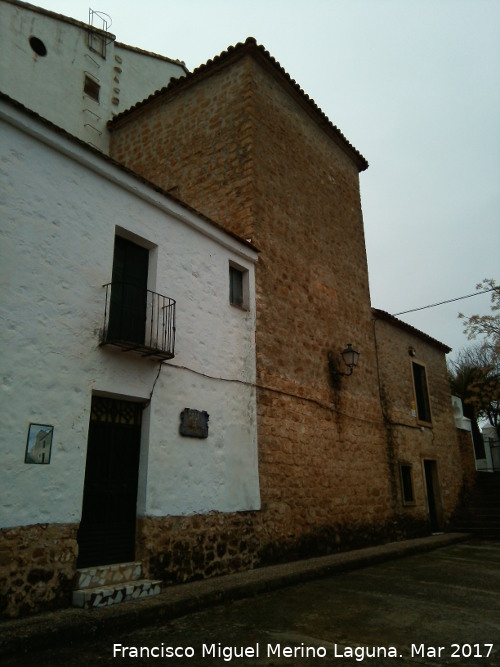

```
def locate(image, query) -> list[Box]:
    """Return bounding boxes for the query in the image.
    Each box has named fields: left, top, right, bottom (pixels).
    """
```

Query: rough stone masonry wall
left=109, top=52, right=403, bottom=578
left=374, top=316, right=475, bottom=527
left=245, top=58, right=394, bottom=543
left=109, top=61, right=255, bottom=241
left=0, top=523, right=78, bottom=618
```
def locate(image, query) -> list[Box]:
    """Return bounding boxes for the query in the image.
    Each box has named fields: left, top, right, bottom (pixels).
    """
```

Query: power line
left=393, top=287, right=496, bottom=316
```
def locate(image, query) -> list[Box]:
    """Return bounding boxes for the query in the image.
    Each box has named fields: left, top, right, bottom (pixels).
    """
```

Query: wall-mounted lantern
left=328, top=343, right=360, bottom=389
left=339, top=343, right=360, bottom=376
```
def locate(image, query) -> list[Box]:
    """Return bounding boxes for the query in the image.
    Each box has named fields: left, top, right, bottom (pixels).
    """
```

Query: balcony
left=100, top=283, right=176, bottom=360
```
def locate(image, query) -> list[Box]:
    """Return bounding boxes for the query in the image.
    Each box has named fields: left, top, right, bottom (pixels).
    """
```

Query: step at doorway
left=72, top=561, right=161, bottom=609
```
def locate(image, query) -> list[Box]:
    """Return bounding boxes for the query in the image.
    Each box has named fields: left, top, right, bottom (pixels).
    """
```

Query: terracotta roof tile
left=372, top=308, right=451, bottom=353
left=109, top=37, right=368, bottom=171
left=114, top=42, right=187, bottom=70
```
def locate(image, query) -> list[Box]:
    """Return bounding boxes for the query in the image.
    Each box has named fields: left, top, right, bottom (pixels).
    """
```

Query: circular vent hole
left=29, top=36, right=47, bottom=56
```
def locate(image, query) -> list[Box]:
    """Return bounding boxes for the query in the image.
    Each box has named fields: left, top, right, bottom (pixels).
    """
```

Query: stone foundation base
left=1, top=513, right=432, bottom=619
left=136, top=512, right=429, bottom=586
left=136, top=512, right=263, bottom=585
left=0, top=523, right=78, bottom=618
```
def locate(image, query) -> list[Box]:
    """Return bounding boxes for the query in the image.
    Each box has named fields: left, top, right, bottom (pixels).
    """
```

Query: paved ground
left=2, top=537, right=499, bottom=666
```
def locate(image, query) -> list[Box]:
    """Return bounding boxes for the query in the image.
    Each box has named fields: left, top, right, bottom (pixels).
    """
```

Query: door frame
left=77, top=394, right=145, bottom=568
left=422, top=459, right=444, bottom=532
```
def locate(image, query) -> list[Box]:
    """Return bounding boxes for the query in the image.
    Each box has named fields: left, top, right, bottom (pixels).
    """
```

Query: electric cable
left=393, top=287, right=496, bottom=316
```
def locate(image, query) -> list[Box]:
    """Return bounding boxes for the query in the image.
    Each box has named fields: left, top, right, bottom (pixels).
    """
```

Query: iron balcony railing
left=100, top=282, right=176, bottom=360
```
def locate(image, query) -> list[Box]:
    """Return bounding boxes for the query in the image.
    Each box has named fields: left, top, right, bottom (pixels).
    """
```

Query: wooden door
left=77, top=397, right=143, bottom=568
left=108, top=236, right=149, bottom=344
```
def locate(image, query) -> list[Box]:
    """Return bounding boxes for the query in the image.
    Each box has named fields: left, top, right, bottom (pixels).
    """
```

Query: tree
left=454, top=279, right=500, bottom=436
left=458, top=278, right=500, bottom=356
left=448, top=346, right=499, bottom=436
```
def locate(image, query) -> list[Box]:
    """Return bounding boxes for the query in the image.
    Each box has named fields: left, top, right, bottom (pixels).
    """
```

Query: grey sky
left=33, top=0, right=500, bottom=358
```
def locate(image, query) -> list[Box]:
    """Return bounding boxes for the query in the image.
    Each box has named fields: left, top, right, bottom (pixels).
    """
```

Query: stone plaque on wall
left=179, top=408, right=209, bottom=438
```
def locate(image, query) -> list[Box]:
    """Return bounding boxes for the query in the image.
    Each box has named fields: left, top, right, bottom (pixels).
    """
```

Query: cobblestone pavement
left=3, top=539, right=499, bottom=666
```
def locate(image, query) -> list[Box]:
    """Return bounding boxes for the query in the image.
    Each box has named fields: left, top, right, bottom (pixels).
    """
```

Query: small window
left=412, top=361, right=432, bottom=424
left=229, top=266, right=243, bottom=307
left=88, top=31, right=107, bottom=59
left=29, top=36, right=47, bottom=57
left=229, top=263, right=249, bottom=309
left=400, top=463, right=415, bottom=505
left=84, top=75, right=100, bottom=102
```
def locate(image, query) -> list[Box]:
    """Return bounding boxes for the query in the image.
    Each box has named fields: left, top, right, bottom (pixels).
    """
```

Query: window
left=29, top=36, right=47, bottom=57
left=84, top=75, right=100, bottom=102
left=399, top=463, right=415, bottom=505
left=88, top=31, right=107, bottom=59
left=229, top=262, right=249, bottom=309
left=412, top=361, right=432, bottom=424
left=229, top=266, right=243, bottom=306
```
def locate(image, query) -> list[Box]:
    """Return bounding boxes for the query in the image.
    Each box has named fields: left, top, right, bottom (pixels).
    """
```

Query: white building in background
left=0, top=0, right=188, bottom=152
left=480, top=426, right=500, bottom=472
left=0, top=93, right=259, bottom=613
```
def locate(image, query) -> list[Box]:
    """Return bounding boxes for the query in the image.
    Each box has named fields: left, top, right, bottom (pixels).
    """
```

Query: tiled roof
left=114, top=42, right=188, bottom=70
left=372, top=308, right=451, bottom=353
left=109, top=37, right=369, bottom=172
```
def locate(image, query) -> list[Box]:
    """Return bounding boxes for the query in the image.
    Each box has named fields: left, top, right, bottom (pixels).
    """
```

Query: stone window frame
left=411, top=359, right=433, bottom=426
left=399, top=461, right=416, bottom=506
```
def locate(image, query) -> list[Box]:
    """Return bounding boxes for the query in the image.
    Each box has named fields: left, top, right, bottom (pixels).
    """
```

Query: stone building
left=108, top=38, right=475, bottom=570
left=372, top=309, right=477, bottom=531
left=0, top=5, right=476, bottom=619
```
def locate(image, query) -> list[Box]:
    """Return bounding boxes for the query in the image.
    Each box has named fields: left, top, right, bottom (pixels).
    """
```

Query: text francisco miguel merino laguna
left=113, top=642, right=406, bottom=660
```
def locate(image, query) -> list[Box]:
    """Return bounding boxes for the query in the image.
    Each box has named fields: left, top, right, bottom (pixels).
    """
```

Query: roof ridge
left=372, top=308, right=451, bottom=353
left=108, top=36, right=368, bottom=171
left=114, top=41, right=188, bottom=71
left=4, top=0, right=116, bottom=39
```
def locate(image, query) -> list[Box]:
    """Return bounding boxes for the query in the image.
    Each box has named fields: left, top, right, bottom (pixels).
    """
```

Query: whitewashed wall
left=0, top=1, right=186, bottom=152
left=0, top=98, right=260, bottom=529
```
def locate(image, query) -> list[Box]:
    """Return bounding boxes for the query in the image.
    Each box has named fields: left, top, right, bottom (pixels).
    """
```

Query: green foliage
left=449, top=346, right=499, bottom=429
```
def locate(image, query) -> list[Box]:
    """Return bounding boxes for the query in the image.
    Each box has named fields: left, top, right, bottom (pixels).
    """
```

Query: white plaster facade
left=0, top=96, right=260, bottom=530
left=451, top=395, right=472, bottom=433
left=0, top=0, right=187, bottom=152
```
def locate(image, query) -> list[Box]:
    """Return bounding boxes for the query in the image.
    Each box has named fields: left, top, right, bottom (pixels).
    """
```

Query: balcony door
left=108, top=236, right=148, bottom=344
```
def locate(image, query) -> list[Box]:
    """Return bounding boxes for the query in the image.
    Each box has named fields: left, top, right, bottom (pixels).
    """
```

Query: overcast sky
left=34, top=0, right=500, bottom=359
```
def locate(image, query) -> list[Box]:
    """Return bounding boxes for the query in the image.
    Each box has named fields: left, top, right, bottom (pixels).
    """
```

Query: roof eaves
left=372, top=308, right=452, bottom=353
left=108, top=37, right=368, bottom=172
left=4, top=0, right=116, bottom=40
left=114, top=41, right=189, bottom=73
